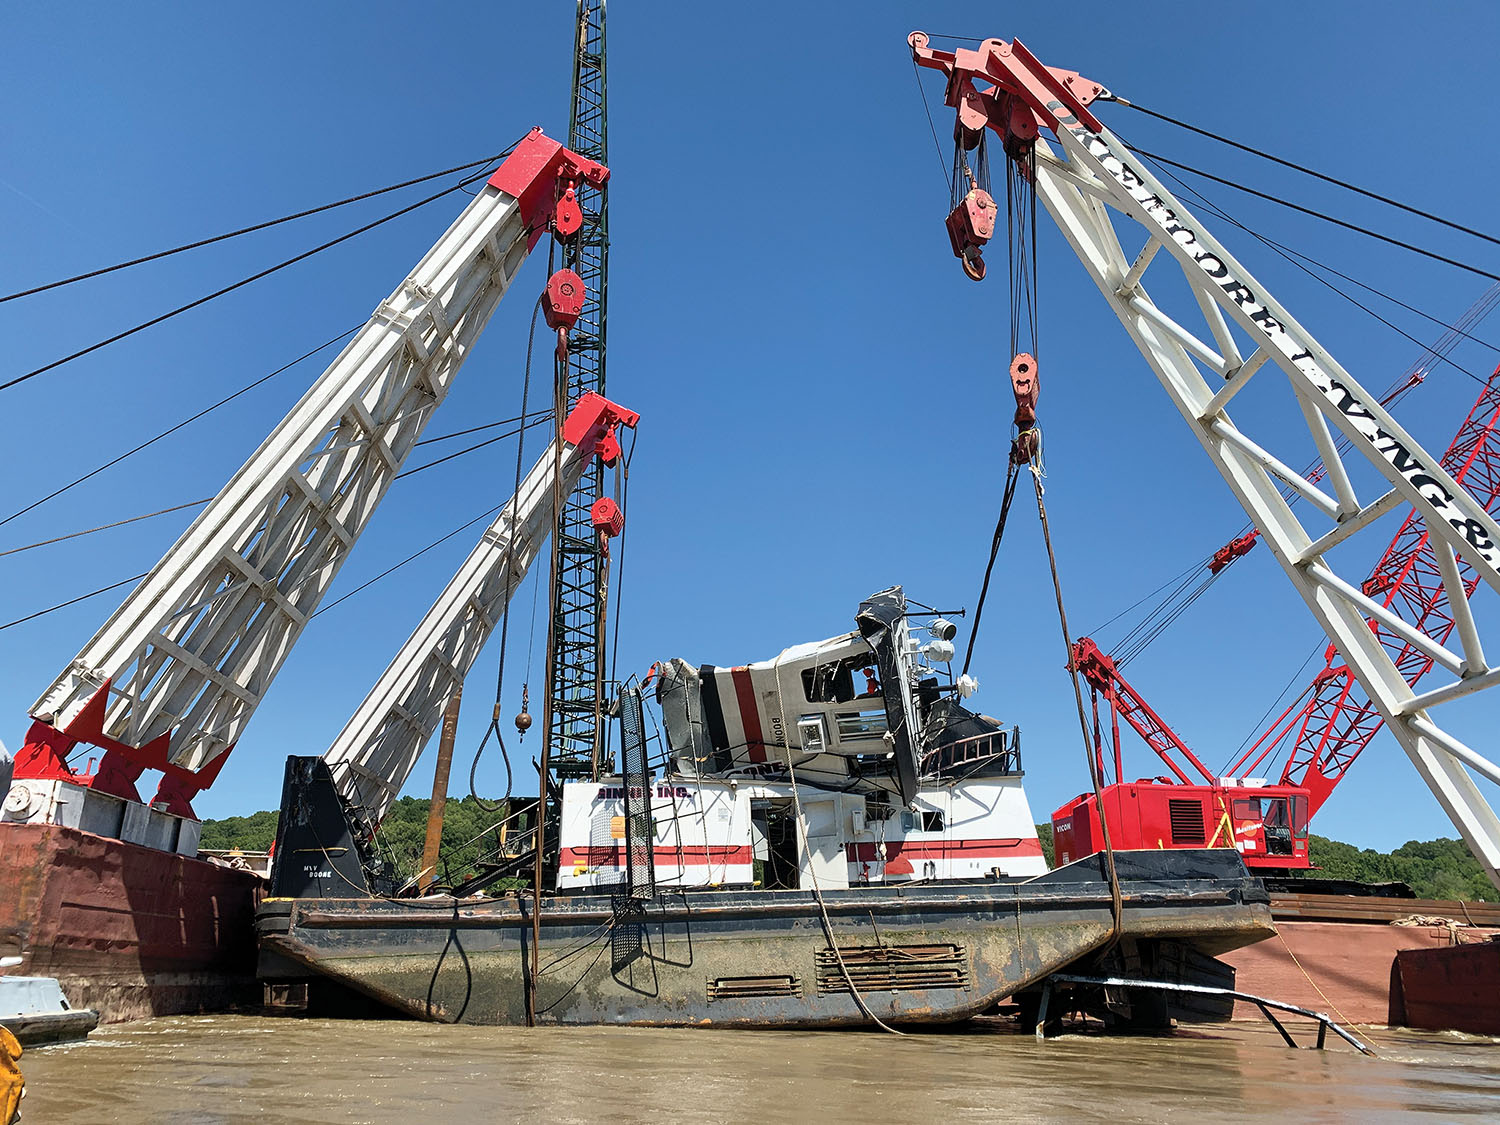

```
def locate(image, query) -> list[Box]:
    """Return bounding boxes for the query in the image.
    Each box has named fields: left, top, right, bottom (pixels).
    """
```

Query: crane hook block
left=946, top=188, right=995, bottom=282
left=590, top=497, right=625, bottom=538
left=544, top=269, right=586, bottom=331
left=1009, top=353, right=1040, bottom=464
left=1010, top=353, right=1039, bottom=421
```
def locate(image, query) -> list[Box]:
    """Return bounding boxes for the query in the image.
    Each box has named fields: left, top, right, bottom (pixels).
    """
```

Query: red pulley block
left=945, top=187, right=996, bottom=282
left=543, top=269, right=586, bottom=331
left=1009, top=353, right=1038, bottom=423
left=553, top=184, right=583, bottom=239
left=590, top=496, right=624, bottom=538
left=1009, top=352, right=1040, bottom=464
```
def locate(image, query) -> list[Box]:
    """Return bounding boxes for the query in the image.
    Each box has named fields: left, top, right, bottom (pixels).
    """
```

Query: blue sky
left=3, top=2, right=1499, bottom=852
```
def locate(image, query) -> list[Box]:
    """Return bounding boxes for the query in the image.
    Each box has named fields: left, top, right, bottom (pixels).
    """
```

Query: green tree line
left=201, top=795, right=518, bottom=886
left=1031, top=822, right=1491, bottom=901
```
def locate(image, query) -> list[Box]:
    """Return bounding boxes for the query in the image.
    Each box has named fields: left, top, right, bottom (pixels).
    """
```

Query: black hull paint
left=256, top=850, right=1274, bottom=1027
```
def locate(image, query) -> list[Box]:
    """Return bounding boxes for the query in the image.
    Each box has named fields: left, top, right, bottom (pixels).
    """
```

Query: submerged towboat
left=257, top=588, right=1273, bottom=1026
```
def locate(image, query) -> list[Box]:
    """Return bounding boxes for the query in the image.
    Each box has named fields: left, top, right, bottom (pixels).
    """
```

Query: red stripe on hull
left=730, top=667, right=767, bottom=762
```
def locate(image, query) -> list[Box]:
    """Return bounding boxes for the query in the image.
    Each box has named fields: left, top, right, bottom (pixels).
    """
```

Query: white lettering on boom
left=1043, top=103, right=1500, bottom=571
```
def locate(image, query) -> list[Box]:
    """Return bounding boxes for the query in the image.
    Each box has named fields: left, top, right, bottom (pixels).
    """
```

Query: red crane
left=1054, top=637, right=1312, bottom=870
left=1053, top=361, right=1500, bottom=870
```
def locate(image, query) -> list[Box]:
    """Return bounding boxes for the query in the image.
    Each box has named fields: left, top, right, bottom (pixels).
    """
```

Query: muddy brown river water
left=13, top=1015, right=1500, bottom=1122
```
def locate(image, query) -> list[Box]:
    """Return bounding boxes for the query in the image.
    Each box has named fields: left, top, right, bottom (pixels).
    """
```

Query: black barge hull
left=256, top=850, right=1273, bottom=1027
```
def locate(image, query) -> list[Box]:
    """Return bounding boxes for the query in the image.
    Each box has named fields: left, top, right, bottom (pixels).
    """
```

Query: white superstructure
left=555, top=775, right=1047, bottom=892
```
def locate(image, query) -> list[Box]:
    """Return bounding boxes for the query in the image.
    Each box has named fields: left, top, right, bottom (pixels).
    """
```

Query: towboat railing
left=920, top=730, right=1020, bottom=778
left=1036, top=973, right=1375, bottom=1056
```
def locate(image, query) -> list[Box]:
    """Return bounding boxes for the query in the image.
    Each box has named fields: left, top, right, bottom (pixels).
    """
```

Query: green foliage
left=375, top=795, right=515, bottom=886
left=198, top=809, right=278, bottom=852
left=1292, top=834, right=1493, bottom=902
left=199, top=796, right=515, bottom=885
left=1035, top=822, right=1055, bottom=868
left=1028, top=821, right=1490, bottom=901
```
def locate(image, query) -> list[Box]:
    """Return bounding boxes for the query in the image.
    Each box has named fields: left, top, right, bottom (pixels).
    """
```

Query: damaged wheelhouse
left=557, top=587, right=1046, bottom=893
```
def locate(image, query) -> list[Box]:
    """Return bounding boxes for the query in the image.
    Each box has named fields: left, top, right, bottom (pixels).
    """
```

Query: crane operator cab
left=1229, top=789, right=1309, bottom=862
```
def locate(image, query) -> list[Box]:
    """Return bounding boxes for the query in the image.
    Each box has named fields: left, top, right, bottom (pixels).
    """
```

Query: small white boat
left=0, top=969, right=99, bottom=1047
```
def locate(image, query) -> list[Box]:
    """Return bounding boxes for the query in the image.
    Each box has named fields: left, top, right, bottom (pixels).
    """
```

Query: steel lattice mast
left=547, top=0, right=610, bottom=792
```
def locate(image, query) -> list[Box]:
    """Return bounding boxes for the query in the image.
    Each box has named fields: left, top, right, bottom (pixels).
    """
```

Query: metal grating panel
left=1168, top=798, right=1207, bottom=844
left=619, top=684, right=654, bottom=899
left=707, top=975, right=803, bottom=1002
left=610, top=896, right=645, bottom=972
left=814, top=943, right=970, bottom=995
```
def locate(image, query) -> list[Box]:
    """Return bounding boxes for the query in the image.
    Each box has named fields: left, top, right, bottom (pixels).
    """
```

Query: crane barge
left=257, top=32, right=1500, bottom=1029
left=7, top=24, right=1498, bottom=1034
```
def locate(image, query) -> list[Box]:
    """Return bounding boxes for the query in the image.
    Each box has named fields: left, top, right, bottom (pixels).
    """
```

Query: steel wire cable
left=1133, top=149, right=1496, bottom=389
left=1114, top=571, right=1221, bottom=668
left=910, top=56, right=952, bottom=192
left=0, top=412, right=551, bottom=559
left=1031, top=468, right=1124, bottom=939
left=395, top=414, right=551, bottom=480
left=0, top=161, right=506, bottom=394
left=1111, top=568, right=1214, bottom=664
left=469, top=294, right=547, bottom=814
left=960, top=461, right=1021, bottom=678
left=607, top=426, right=638, bottom=691
left=1084, top=552, right=1216, bottom=639
left=1085, top=145, right=1498, bottom=664
left=1114, top=100, right=1500, bottom=251
left=963, top=145, right=1037, bottom=675
left=308, top=503, right=508, bottom=620
left=1197, top=226, right=1500, bottom=357
left=1129, top=146, right=1500, bottom=285
left=0, top=415, right=548, bottom=630
left=0, top=572, right=148, bottom=633
left=0, top=500, right=214, bottom=559
left=1217, top=641, right=1326, bottom=779
left=0, top=326, right=360, bottom=529
left=0, top=148, right=517, bottom=305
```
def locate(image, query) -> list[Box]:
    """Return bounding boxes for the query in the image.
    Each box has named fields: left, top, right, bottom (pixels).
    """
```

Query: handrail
left=920, top=730, right=1019, bottom=776
left=1037, top=972, right=1375, bottom=1055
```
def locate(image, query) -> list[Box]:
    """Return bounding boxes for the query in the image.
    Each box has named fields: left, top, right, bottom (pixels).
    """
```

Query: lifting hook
left=1009, top=353, right=1040, bottom=464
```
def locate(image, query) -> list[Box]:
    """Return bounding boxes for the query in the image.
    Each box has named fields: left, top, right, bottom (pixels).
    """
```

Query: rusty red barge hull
left=1392, top=941, right=1500, bottom=1035
left=0, top=823, right=262, bottom=1023
left=1221, top=892, right=1500, bottom=1027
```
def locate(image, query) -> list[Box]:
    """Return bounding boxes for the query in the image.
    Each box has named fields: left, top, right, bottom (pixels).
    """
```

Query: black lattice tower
left=548, top=0, right=610, bottom=792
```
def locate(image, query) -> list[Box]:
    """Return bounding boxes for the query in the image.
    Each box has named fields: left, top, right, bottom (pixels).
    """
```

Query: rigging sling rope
left=958, top=128, right=1125, bottom=938
left=466, top=292, right=548, bottom=815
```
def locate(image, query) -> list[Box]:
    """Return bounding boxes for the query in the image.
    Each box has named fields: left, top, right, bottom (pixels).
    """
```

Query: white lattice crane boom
left=912, top=34, right=1500, bottom=888
left=15, top=129, right=606, bottom=814
left=323, top=393, right=637, bottom=821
